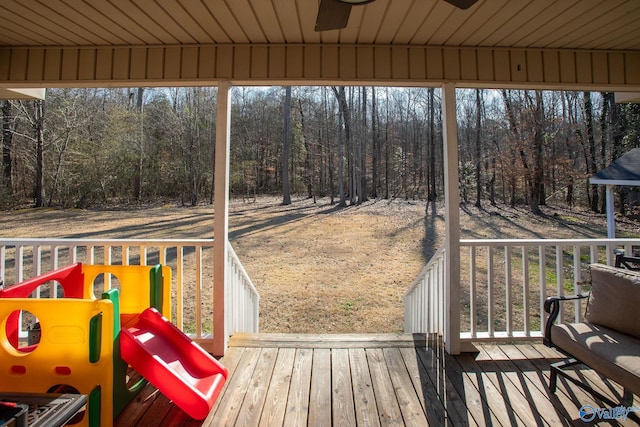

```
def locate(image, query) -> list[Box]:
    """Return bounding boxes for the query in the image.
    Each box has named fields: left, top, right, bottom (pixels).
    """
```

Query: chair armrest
left=543, top=294, right=589, bottom=347
left=615, top=253, right=640, bottom=270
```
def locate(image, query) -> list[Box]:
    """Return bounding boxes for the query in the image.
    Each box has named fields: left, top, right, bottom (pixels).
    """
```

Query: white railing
left=404, top=245, right=445, bottom=335
left=226, top=244, right=260, bottom=335
left=405, top=238, right=640, bottom=343
left=0, top=238, right=259, bottom=348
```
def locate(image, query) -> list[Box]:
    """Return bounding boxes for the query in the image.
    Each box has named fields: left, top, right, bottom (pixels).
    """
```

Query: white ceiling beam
left=615, top=92, right=640, bottom=103
left=0, top=88, right=45, bottom=100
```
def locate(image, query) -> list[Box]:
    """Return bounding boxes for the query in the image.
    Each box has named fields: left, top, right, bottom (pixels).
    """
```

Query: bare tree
left=474, top=89, right=483, bottom=208
left=427, top=88, right=437, bottom=204
left=332, top=86, right=350, bottom=207
left=34, top=100, right=45, bottom=207
left=584, top=91, right=599, bottom=212
left=282, top=86, right=292, bottom=205
left=2, top=101, right=13, bottom=192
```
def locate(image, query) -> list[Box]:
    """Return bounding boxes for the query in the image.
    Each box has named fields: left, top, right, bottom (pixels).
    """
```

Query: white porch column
left=213, top=81, right=231, bottom=356
left=442, top=83, right=461, bottom=355
left=606, top=184, right=615, bottom=238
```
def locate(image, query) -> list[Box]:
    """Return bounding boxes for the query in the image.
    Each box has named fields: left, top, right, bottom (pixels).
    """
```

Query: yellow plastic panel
left=81, top=265, right=171, bottom=319
left=0, top=298, right=114, bottom=427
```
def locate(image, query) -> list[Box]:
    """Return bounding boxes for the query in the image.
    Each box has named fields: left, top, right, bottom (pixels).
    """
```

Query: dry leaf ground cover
left=1, top=196, right=638, bottom=334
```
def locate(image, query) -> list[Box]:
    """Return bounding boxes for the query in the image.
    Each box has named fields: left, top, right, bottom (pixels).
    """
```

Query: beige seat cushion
left=586, top=264, right=640, bottom=339
left=551, top=322, right=640, bottom=396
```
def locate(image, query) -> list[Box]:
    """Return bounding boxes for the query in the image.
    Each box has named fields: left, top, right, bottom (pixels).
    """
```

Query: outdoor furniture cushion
left=551, top=321, right=640, bottom=397
left=586, top=263, right=640, bottom=338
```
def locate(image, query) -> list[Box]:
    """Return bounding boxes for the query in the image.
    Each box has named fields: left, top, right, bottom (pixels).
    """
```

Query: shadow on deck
left=114, top=333, right=636, bottom=426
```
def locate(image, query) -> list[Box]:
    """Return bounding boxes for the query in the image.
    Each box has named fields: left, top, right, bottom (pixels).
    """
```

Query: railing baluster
left=17, top=245, right=24, bottom=284
left=505, top=245, right=512, bottom=337
left=159, top=246, right=166, bottom=266
left=52, top=245, right=59, bottom=298
left=0, top=245, right=5, bottom=284
left=522, top=246, right=529, bottom=336
left=196, top=245, right=202, bottom=339
left=573, top=245, right=582, bottom=323
left=470, top=246, right=476, bottom=338
left=487, top=246, right=494, bottom=337
left=539, top=245, right=546, bottom=332
left=555, top=245, right=563, bottom=323
left=34, top=245, right=42, bottom=297
left=176, top=246, right=184, bottom=330
left=141, top=246, right=147, bottom=265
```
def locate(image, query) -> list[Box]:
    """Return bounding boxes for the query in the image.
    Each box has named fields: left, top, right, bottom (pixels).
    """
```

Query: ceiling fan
left=315, top=0, right=479, bottom=32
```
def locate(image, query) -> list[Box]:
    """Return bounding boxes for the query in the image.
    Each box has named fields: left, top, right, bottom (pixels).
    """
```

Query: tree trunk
left=599, top=92, right=612, bottom=214
left=474, top=89, right=483, bottom=208
left=298, top=98, right=314, bottom=200
left=34, top=100, right=45, bottom=208
left=561, top=92, right=573, bottom=208
left=532, top=90, right=545, bottom=210
left=488, top=156, right=496, bottom=206
left=427, top=88, right=437, bottom=203
left=2, top=101, right=12, bottom=191
left=584, top=91, right=599, bottom=212
left=348, top=88, right=356, bottom=205
left=359, top=86, right=368, bottom=204
left=332, top=86, right=350, bottom=207
left=385, top=90, right=390, bottom=200
left=282, top=86, right=292, bottom=205
left=371, top=87, right=378, bottom=198
left=135, top=88, right=144, bottom=202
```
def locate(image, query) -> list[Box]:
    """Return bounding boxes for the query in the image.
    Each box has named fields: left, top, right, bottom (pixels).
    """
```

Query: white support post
left=213, top=81, right=232, bottom=357
left=606, top=184, right=615, bottom=238
left=442, top=83, right=461, bottom=355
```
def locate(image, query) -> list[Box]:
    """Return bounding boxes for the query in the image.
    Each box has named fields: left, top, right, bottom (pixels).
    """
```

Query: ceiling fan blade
left=315, top=0, right=352, bottom=31
left=444, top=0, right=479, bottom=9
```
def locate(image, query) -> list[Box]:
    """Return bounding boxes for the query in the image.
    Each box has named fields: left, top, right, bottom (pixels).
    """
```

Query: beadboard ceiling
left=1, top=0, right=638, bottom=50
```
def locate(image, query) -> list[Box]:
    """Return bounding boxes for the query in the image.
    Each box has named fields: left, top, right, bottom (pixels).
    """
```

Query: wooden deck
left=114, top=333, right=637, bottom=426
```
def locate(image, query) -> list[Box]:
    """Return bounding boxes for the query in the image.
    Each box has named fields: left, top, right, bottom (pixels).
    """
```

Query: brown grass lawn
left=1, top=196, right=638, bottom=334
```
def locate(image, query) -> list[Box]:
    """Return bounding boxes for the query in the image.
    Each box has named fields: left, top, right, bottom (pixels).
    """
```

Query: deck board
left=283, top=348, right=313, bottom=427
left=332, top=347, right=357, bottom=427
left=236, top=347, right=278, bottom=426
left=350, top=347, right=381, bottom=427
left=308, top=348, right=332, bottom=427
left=258, top=348, right=295, bottom=426
left=398, top=346, right=448, bottom=425
left=113, top=334, right=639, bottom=426
left=383, top=347, right=429, bottom=427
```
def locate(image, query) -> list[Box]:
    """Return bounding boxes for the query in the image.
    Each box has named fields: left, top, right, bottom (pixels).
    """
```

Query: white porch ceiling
left=1, top=0, right=639, bottom=50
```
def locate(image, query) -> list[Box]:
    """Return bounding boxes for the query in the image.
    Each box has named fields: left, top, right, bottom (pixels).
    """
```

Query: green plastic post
left=102, top=288, right=121, bottom=336
left=89, top=313, right=102, bottom=363
left=149, top=264, right=164, bottom=312
left=88, top=385, right=101, bottom=427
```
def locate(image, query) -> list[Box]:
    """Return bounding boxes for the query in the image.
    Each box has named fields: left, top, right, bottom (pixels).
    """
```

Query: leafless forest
left=2, top=87, right=639, bottom=216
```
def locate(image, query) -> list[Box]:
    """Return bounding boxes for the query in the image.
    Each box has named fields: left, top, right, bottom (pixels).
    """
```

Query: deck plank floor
left=114, top=334, right=636, bottom=426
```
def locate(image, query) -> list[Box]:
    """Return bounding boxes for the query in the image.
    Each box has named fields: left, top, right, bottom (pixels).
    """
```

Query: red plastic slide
left=120, top=308, right=228, bottom=420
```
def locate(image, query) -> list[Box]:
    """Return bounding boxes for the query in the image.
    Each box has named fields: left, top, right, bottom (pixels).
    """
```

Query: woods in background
left=1, top=87, right=639, bottom=217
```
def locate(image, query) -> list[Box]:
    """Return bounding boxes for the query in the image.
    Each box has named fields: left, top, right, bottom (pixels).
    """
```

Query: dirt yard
left=1, top=197, right=638, bottom=333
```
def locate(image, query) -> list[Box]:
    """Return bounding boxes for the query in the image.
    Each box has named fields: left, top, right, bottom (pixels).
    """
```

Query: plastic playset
left=0, top=263, right=227, bottom=426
